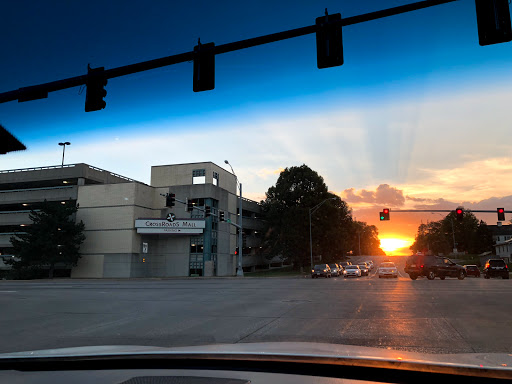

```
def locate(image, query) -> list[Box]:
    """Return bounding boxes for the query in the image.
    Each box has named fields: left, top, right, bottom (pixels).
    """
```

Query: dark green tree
left=8, top=200, right=85, bottom=278
left=261, top=165, right=353, bottom=268
left=410, top=211, right=492, bottom=255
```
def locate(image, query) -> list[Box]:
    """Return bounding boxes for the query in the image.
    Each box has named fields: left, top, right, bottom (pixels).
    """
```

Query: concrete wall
left=71, top=254, right=104, bottom=278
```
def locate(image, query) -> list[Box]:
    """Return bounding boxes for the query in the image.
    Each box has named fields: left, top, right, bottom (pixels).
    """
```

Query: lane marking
left=0, top=291, right=17, bottom=293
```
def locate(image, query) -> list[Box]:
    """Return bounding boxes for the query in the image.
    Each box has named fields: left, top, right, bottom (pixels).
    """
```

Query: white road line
left=0, top=291, right=17, bottom=293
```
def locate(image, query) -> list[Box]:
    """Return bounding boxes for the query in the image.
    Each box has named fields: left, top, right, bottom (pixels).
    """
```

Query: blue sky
left=2, top=0, right=512, bottom=243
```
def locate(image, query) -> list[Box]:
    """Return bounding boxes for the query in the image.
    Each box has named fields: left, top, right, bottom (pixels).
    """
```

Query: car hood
left=0, top=342, right=510, bottom=379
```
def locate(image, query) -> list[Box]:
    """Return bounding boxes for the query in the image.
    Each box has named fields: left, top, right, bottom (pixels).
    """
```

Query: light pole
left=225, top=160, right=243, bottom=277
left=58, top=142, right=71, bottom=166
left=309, top=197, right=336, bottom=271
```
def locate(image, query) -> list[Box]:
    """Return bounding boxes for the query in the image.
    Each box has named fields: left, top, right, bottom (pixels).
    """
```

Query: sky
left=1, top=0, right=512, bottom=255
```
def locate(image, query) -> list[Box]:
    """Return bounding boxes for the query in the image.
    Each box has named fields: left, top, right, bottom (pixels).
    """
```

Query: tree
left=410, top=211, right=492, bottom=255
left=8, top=200, right=85, bottom=278
left=261, top=165, right=353, bottom=268
left=350, top=221, right=385, bottom=256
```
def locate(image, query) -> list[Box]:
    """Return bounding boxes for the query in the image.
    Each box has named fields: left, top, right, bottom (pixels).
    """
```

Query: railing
left=0, top=164, right=76, bottom=173
left=0, top=163, right=142, bottom=184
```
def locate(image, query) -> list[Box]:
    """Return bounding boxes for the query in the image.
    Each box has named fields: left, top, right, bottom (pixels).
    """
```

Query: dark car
left=483, top=259, right=509, bottom=279
left=404, top=254, right=466, bottom=280
left=328, top=263, right=342, bottom=277
left=464, top=265, right=481, bottom=278
left=311, top=264, right=331, bottom=278
left=356, top=262, right=369, bottom=276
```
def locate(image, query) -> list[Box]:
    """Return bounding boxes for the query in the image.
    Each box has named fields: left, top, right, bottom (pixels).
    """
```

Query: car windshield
left=381, top=263, right=395, bottom=267
left=0, top=0, right=511, bottom=369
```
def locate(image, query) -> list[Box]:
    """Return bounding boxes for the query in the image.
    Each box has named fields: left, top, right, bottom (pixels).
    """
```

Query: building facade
left=0, top=162, right=268, bottom=277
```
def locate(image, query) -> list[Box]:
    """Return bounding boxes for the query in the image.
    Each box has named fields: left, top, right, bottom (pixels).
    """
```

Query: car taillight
left=506, top=265, right=509, bottom=270
left=420, top=265, right=424, bottom=268
left=485, top=263, right=490, bottom=269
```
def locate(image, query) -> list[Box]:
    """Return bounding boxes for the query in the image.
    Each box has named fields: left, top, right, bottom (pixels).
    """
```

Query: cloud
left=341, top=184, right=405, bottom=207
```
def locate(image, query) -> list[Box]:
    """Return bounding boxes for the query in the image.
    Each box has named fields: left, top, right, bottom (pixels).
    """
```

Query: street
left=0, top=271, right=511, bottom=355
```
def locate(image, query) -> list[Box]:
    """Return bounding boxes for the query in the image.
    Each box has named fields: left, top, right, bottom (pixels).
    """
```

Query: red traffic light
left=383, top=209, right=389, bottom=214
left=456, top=209, right=462, bottom=214
left=498, top=208, right=505, bottom=221
left=455, top=208, right=464, bottom=221
left=498, top=208, right=505, bottom=213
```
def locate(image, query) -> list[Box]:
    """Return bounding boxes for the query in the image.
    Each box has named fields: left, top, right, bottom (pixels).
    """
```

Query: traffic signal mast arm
left=0, top=0, right=457, bottom=104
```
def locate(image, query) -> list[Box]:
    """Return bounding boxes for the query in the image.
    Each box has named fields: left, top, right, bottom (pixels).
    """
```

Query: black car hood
left=0, top=342, right=510, bottom=379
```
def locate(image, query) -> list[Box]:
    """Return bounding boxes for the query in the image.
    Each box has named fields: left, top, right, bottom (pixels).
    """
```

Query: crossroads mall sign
left=135, top=218, right=205, bottom=234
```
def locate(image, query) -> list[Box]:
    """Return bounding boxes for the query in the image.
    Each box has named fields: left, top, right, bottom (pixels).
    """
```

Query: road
left=0, top=271, right=511, bottom=355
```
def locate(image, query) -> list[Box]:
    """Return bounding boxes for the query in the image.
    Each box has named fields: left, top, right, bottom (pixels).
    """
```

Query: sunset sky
left=1, top=0, right=512, bottom=256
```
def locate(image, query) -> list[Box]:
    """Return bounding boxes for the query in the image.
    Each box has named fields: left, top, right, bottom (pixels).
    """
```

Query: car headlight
left=312, top=270, right=314, bottom=273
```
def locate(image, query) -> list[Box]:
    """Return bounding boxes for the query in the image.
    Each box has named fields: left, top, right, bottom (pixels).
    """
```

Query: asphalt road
left=0, top=269, right=511, bottom=355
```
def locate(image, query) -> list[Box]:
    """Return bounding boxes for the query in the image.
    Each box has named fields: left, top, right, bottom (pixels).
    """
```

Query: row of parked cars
left=311, top=260, right=399, bottom=279
left=404, top=254, right=510, bottom=280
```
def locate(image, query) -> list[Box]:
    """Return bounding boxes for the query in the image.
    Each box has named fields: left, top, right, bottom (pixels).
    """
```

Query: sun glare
left=380, top=238, right=412, bottom=254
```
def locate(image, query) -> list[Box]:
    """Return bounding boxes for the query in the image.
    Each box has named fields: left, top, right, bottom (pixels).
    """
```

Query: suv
left=483, top=259, right=509, bottom=279
left=405, top=254, right=466, bottom=280
left=312, top=264, right=332, bottom=278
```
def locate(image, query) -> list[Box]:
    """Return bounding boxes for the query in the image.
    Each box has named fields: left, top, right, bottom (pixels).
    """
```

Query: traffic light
left=235, top=247, right=239, bottom=255
left=475, top=0, right=512, bottom=46
left=456, top=208, right=464, bottom=221
left=165, top=193, right=175, bottom=207
left=205, top=205, right=211, bottom=217
left=219, top=211, right=225, bottom=221
left=85, top=66, right=107, bottom=112
left=316, top=11, right=343, bottom=69
left=379, top=212, right=385, bottom=221
left=498, top=208, right=506, bottom=221
left=0, top=125, right=26, bottom=154
left=187, top=199, right=194, bottom=212
left=193, top=41, right=215, bottom=92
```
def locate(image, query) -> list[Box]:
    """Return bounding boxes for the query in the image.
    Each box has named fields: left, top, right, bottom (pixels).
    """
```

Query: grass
left=244, top=266, right=307, bottom=277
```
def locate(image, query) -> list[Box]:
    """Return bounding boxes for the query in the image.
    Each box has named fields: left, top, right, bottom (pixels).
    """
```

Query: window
left=192, top=169, right=206, bottom=184
left=213, top=171, right=219, bottom=186
left=190, top=237, right=204, bottom=254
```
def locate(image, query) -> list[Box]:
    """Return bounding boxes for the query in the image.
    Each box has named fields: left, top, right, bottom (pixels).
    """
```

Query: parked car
left=404, top=254, right=466, bottom=280
left=311, top=264, right=332, bottom=278
left=328, top=263, right=342, bottom=277
left=464, top=265, right=481, bottom=278
left=343, top=265, right=361, bottom=278
left=378, top=262, right=398, bottom=278
left=356, top=262, right=369, bottom=276
left=483, top=259, right=509, bottom=279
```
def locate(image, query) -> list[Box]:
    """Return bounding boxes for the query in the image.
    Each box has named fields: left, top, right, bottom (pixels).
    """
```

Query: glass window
left=213, top=171, right=219, bottom=186
left=192, top=169, right=206, bottom=184
left=190, top=237, right=204, bottom=254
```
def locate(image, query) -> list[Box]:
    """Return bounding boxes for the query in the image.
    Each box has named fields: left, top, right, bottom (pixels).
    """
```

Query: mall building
left=0, top=162, right=272, bottom=277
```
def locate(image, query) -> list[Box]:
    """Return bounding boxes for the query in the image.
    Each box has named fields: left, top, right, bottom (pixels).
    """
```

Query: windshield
left=0, top=0, right=511, bottom=365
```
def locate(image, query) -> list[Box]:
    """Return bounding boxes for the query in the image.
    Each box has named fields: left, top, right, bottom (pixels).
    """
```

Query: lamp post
left=225, top=160, right=243, bottom=277
left=58, top=142, right=71, bottom=166
left=309, top=197, right=336, bottom=271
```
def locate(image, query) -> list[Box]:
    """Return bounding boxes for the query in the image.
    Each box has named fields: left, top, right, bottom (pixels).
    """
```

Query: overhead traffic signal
left=205, top=205, right=211, bottom=217
left=85, top=66, right=107, bottom=112
left=498, top=208, right=506, bottom=221
left=475, top=0, right=512, bottom=46
left=187, top=199, right=194, bottom=212
left=456, top=208, right=464, bottom=221
left=165, top=193, right=175, bottom=207
left=219, top=211, right=225, bottom=221
left=380, top=208, right=390, bottom=221
left=193, top=41, right=215, bottom=92
left=316, top=11, right=343, bottom=69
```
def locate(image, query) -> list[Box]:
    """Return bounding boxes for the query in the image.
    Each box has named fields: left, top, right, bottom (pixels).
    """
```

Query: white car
left=344, top=265, right=361, bottom=278
left=378, top=262, right=398, bottom=278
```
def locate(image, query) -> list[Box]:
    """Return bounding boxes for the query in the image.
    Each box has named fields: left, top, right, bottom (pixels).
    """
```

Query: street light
left=309, top=197, right=336, bottom=271
left=58, top=142, right=71, bottom=166
left=225, top=160, right=243, bottom=277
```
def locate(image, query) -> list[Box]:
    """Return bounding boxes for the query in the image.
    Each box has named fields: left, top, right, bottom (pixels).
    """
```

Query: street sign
left=142, top=242, right=148, bottom=254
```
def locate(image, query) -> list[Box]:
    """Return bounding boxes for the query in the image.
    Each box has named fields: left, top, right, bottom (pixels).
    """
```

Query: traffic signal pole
left=0, top=0, right=457, bottom=105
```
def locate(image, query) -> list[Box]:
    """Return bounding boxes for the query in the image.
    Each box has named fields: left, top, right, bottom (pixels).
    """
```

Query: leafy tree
left=350, top=221, right=386, bottom=256
left=261, top=165, right=353, bottom=268
left=8, top=200, right=85, bottom=278
left=410, top=211, right=492, bottom=255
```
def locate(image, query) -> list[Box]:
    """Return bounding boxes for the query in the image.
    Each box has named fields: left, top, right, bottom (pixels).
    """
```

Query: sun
left=380, top=238, right=413, bottom=254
